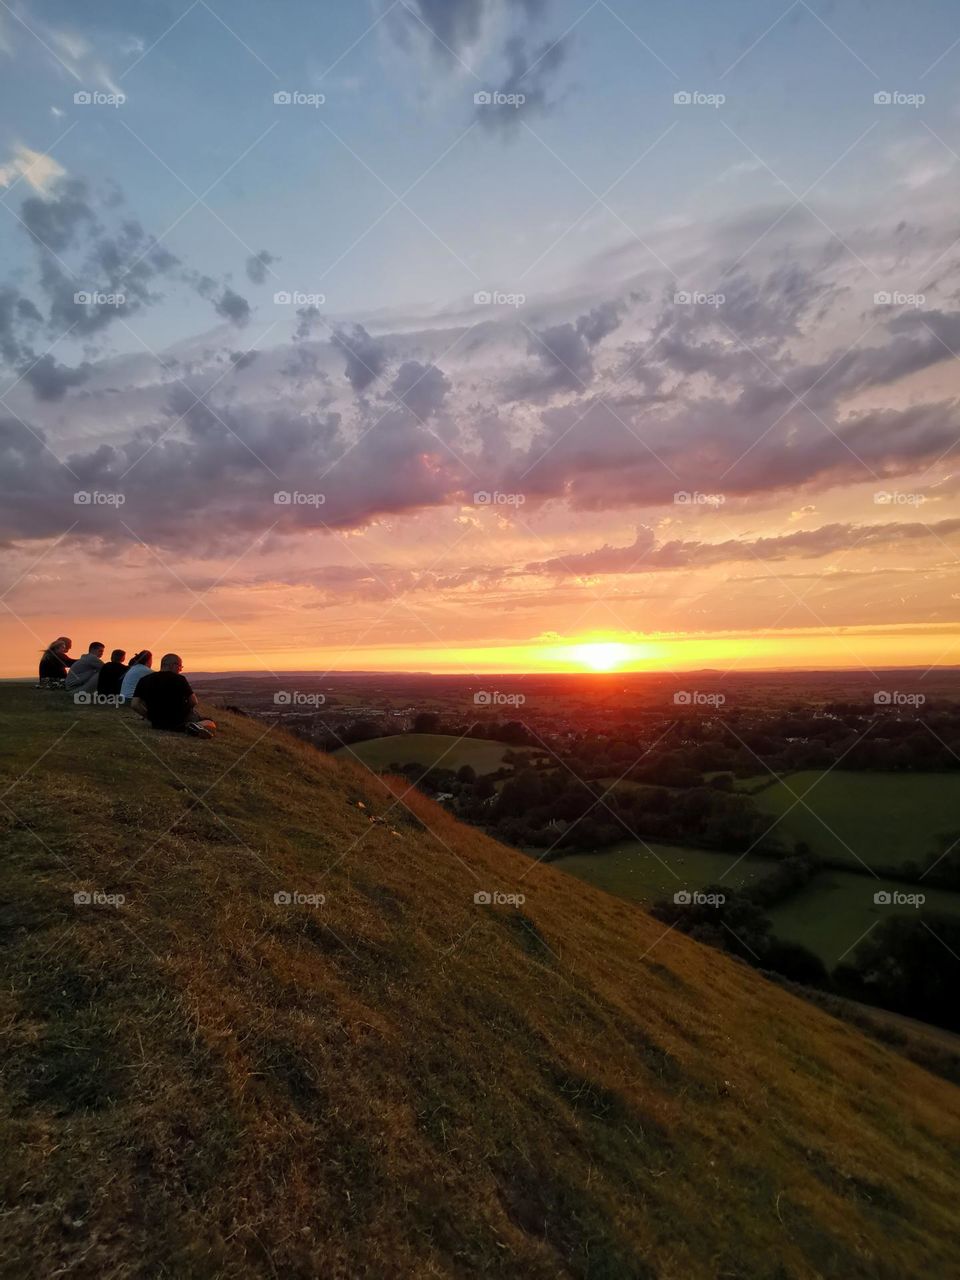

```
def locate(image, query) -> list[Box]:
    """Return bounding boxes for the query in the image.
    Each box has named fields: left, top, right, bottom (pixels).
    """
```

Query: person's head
left=160, top=653, right=183, bottom=673
left=110, top=649, right=126, bottom=664
left=130, top=650, right=152, bottom=668
left=45, top=636, right=71, bottom=656
left=88, top=642, right=105, bottom=657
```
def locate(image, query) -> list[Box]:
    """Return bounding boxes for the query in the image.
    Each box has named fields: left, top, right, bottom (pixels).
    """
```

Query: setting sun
left=569, top=641, right=633, bottom=672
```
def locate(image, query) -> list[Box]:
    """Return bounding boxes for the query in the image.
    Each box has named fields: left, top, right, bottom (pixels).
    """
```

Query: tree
left=413, top=712, right=440, bottom=734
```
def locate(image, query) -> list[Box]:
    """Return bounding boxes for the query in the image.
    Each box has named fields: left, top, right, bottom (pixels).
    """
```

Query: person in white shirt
left=64, top=642, right=105, bottom=693
left=119, top=650, right=153, bottom=704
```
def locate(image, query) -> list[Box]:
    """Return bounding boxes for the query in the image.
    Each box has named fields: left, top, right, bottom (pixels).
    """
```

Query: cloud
left=213, top=287, right=252, bottom=327
left=389, top=360, right=452, bottom=418
left=245, top=250, right=277, bottom=284
left=21, top=353, right=91, bottom=401
left=331, top=323, right=388, bottom=393
left=524, top=518, right=960, bottom=578
left=475, top=34, right=569, bottom=135
left=507, top=300, right=625, bottom=397
left=0, top=145, right=66, bottom=195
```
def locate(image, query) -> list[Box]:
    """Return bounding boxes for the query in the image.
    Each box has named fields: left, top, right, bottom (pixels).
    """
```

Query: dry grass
left=1, top=685, right=959, bottom=1278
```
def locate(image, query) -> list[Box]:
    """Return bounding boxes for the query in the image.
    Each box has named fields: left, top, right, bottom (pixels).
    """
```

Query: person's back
left=119, top=652, right=153, bottom=704
left=131, top=654, right=215, bottom=738
left=65, top=643, right=105, bottom=693
left=38, top=637, right=74, bottom=686
left=97, top=650, right=128, bottom=699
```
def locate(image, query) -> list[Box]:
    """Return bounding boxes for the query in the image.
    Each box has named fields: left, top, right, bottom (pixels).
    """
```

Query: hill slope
left=1, top=686, right=959, bottom=1279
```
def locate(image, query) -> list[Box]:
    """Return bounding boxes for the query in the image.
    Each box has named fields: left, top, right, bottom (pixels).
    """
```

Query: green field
left=767, top=870, right=960, bottom=966
left=551, top=840, right=780, bottom=904
left=751, top=770, right=960, bottom=870
left=334, top=733, right=521, bottom=776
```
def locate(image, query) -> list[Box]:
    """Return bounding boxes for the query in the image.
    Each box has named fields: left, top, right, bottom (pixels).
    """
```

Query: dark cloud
left=389, top=360, right=451, bottom=418
left=20, top=179, right=97, bottom=252
left=525, top=518, right=960, bottom=578
left=21, top=354, right=91, bottom=401
left=213, top=287, right=251, bottom=327
left=475, top=33, right=568, bottom=135
left=331, top=323, right=387, bottom=393
left=229, top=349, right=259, bottom=371
left=507, top=300, right=625, bottom=398
left=245, top=250, right=277, bottom=284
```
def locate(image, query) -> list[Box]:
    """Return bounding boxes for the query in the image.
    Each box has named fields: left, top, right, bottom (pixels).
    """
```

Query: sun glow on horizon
left=568, top=641, right=634, bottom=672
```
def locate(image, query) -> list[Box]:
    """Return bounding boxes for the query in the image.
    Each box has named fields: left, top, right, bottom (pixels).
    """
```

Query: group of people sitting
left=38, top=638, right=217, bottom=739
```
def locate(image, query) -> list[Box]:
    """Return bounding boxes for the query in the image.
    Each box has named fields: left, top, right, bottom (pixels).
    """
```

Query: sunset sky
left=2, top=0, right=960, bottom=677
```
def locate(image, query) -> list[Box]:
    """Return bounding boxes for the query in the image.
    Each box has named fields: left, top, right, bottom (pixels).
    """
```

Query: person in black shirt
left=131, top=653, right=216, bottom=738
left=96, top=649, right=128, bottom=699
left=38, top=637, right=75, bottom=685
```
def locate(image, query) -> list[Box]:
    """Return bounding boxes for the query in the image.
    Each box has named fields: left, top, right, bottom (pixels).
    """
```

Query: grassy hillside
left=334, top=732, right=523, bottom=775
left=750, top=770, right=960, bottom=869
left=2, top=686, right=960, bottom=1279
